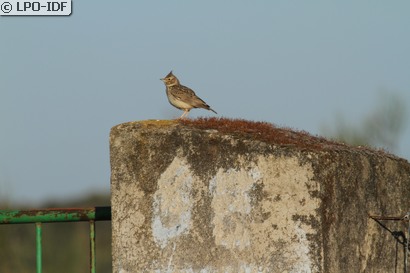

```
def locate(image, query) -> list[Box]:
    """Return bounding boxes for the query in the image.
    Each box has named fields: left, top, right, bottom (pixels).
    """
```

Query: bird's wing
left=174, top=85, right=196, bottom=97
left=173, top=85, right=214, bottom=110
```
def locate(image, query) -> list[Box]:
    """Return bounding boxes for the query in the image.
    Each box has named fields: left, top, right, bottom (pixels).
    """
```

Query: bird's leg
left=178, top=110, right=189, bottom=119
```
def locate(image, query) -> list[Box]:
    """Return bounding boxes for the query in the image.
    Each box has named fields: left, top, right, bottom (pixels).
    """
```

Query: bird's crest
left=166, top=71, right=174, bottom=78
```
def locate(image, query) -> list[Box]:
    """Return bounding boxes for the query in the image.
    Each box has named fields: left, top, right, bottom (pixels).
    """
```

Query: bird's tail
left=200, top=102, right=217, bottom=114
left=209, top=108, right=217, bottom=114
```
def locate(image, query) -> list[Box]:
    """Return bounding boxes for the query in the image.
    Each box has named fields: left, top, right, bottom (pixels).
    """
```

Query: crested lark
left=160, top=71, right=217, bottom=119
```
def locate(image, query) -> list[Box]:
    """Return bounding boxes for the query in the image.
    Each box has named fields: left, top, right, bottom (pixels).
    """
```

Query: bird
left=160, top=71, right=217, bottom=119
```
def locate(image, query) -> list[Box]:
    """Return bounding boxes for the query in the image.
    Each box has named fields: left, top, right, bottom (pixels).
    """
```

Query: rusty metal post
left=90, top=220, right=96, bottom=273
left=370, top=212, right=410, bottom=273
left=36, top=222, right=42, bottom=273
left=406, top=212, right=410, bottom=273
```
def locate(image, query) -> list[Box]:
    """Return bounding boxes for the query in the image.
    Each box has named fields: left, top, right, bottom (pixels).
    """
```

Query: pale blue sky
left=1, top=1, right=409, bottom=204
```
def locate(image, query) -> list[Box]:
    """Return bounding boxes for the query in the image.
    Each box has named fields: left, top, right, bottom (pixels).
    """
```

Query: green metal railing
left=0, top=206, right=111, bottom=273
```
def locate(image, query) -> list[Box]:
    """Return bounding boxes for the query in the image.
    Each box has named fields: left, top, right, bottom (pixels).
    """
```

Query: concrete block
left=110, top=119, right=410, bottom=273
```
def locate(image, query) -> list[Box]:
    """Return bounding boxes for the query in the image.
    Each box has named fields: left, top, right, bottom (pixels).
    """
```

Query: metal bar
left=36, top=222, right=42, bottom=273
left=368, top=215, right=407, bottom=221
left=369, top=212, right=410, bottom=273
left=90, top=220, right=96, bottom=273
left=0, top=207, right=111, bottom=272
left=0, top=206, right=111, bottom=224
left=406, top=212, right=410, bottom=273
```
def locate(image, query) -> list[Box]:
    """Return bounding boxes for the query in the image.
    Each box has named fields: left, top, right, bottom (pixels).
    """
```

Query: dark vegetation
left=0, top=193, right=111, bottom=273
left=321, top=92, right=406, bottom=153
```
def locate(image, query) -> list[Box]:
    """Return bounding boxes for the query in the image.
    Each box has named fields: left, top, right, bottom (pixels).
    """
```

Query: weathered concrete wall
left=110, top=119, right=410, bottom=273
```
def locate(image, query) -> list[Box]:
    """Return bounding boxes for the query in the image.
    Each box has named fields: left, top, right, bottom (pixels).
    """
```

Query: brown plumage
left=160, top=71, right=217, bottom=119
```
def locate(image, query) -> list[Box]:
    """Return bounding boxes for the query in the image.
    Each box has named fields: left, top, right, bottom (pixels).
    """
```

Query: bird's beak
left=160, top=78, right=165, bottom=81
